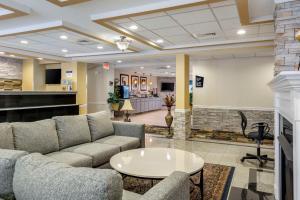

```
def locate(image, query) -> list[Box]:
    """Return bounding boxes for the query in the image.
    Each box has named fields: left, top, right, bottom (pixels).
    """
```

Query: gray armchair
left=113, top=121, right=145, bottom=148
left=12, top=153, right=189, bottom=200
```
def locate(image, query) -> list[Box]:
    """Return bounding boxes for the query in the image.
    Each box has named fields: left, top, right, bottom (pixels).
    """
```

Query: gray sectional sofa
left=0, top=111, right=145, bottom=168
left=0, top=111, right=190, bottom=200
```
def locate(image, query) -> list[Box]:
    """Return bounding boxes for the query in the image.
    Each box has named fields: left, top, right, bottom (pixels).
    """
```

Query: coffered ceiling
left=0, top=0, right=275, bottom=62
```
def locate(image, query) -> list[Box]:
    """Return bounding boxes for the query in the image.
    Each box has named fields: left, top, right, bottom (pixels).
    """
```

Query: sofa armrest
left=140, top=171, right=190, bottom=200
left=0, top=149, right=28, bottom=199
left=112, top=122, right=145, bottom=148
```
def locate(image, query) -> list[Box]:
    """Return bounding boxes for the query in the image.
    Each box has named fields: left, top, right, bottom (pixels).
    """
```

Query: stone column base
left=174, top=109, right=191, bottom=140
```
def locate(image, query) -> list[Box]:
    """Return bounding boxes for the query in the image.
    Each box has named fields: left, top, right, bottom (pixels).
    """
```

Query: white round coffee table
left=110, top=148, right=205, bottom=198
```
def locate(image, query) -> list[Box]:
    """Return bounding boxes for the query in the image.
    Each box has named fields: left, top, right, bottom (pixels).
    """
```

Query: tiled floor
left=130, top=109, right=174, bottom=126
left=145, top=134, right=275, bottom=199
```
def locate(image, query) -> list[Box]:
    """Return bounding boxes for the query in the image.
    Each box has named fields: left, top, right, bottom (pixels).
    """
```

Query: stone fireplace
left=269, top=71, right=300, bottom=200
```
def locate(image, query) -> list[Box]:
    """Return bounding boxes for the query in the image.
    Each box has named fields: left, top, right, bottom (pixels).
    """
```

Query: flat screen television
left=161, top=82, right=174, bottom=91
left=45, top=69, right=61, bottom=84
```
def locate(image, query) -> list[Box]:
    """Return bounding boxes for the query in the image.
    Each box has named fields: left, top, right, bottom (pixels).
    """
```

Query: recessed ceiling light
left=166, top=65, right=171, bottom=69
left=165, top=71, right=169, bottom=74
left=97, top=45, right=103, bottom=49
left=0, top=52, right=5, bottom=55
left=237, top=29, right=246, bottom=35
left=171, top=73, right=175, bottom=76
left=117, top=60, right=122, bottom=63
left=20, top=40, right=28, bottom=44
left=37, top=58, right=43, bottom=60
left=140, top=66, right=144, bottom=70
left=129, top=25, right=138, bottom=30
left=156, top=39, right=164, bottom=44
left=60, top=35, right=68, bottom=40
left=9, top=54, right=15, bottom=57
left=61, top=49, right=68, bottom=53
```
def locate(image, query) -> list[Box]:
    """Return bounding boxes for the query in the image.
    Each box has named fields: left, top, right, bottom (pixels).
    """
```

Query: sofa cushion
left=94, top=136, right=140, bottom=151
left=13, top=153, right=123, bottom=200
left=87, top=111, right=114, bottom=141
left=46, top=152, right=92, bottom=168
left=62, top=143, right=120, bottom=167
left=0, top=149, right=28, bottom=198
left=53, top=115, right=91, bottom=149
left=122, top=190, right=141, bottom=200
left=0, top=123, right=14, bottom=150
left=12, top=119, right=59, bottom=154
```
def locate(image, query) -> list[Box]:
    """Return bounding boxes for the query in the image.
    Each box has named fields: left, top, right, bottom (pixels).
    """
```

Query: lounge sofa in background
left=0, top=111, right=147, bottom=199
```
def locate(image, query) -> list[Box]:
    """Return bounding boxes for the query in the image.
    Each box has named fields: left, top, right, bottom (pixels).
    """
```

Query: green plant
left=190, top=93, right=193, bottom=106
left=107, top=92, right=120, bottom=104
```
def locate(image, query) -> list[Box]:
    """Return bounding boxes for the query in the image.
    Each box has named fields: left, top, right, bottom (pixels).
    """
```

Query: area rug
left=145, top=125, right=273, bottom=145
left=123, top=163, right=235, bottom=200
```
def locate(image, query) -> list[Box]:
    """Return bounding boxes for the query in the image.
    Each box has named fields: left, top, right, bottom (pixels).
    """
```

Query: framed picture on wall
left=120, top=74, right=129, bottom=86
left=195, top=76, right=204, bottom=87
left=140, top=77, right=147, bottom=91
left=131, top=75, right=139, bottom=90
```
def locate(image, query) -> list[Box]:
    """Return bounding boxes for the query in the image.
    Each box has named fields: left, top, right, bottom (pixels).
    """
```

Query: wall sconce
left=295, top=29, right=300, bottom=42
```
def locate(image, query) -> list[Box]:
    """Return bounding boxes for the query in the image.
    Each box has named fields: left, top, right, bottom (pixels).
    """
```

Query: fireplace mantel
left=269, top=71, right=300, bottom=200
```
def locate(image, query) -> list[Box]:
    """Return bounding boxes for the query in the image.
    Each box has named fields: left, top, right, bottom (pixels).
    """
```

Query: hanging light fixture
left=149, top=74, right=153, bottom=85
left=115, top=36, right=131, bottom=51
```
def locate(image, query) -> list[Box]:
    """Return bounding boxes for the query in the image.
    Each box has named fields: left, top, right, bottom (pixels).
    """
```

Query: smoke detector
left=77, top=39, right=97, bottom=46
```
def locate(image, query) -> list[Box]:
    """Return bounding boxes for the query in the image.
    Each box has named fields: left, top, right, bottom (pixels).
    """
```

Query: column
left=174, top=54, right=191, bottom=139
left=22, top=58, right=41, bottom=90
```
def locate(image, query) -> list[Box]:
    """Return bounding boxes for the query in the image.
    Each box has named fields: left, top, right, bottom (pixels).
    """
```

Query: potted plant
left=107, top=92, right=120, bottom=111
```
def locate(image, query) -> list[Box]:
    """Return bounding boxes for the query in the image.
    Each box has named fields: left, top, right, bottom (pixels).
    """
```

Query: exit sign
left=103, top=63, right=110, bottom=70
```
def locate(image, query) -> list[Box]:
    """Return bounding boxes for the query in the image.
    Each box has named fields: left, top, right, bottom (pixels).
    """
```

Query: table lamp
left=121, top=99, right=134, bottom=122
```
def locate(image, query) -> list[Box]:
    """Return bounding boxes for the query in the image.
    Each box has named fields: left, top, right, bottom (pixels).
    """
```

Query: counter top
left=0, top=91, right=77, bottom=95
left=0, top=104, right=78, bottom=111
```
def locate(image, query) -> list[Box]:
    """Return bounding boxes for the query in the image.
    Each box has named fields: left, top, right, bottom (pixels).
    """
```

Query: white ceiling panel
left=135, top=16, right=178, bottom=29
left=170, top=9, right=215, bottom=25
left=219, top=18, right=241, bottom=31
left=224, top=25, right=259, bottom=36
left=130, top=12, right=166, bottom=21
left=119, top=21, right=146, bottom=32
left=184, top=21, right=222, bottom=35
left=166, top=5, right=209, bottom=15
left=212, top=5, right=239, bottom=20
left=167, top=34, right=196, bottom=43
left=134, top=30, right=160, bottom=40
left=259, top=24, right=275, bottom=34
left=209, top=0, right=235, bottom=8
left=151, top=26, right=187, bottom=37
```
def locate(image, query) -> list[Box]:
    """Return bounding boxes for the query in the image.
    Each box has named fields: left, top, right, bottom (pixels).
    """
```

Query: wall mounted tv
left=161, top=82, right=174, bottom=92
left=45, top=69, right=61, bottom=84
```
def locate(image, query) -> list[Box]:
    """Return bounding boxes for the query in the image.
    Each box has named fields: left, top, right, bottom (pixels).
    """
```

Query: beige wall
left=192, top=57, right=274, bottom=109
left=22, top=59, right=40, bottom=91
left=87, top=64, right=114, bottom=113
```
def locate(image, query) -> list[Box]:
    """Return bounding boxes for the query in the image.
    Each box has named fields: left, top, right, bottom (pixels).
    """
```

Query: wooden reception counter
left=0, top=91, right=79, bottom=122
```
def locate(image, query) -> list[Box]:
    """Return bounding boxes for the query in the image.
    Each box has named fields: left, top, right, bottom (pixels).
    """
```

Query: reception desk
left=0, top=91, right=79, bottom=122
left=130, top=97, right=162, bottom=114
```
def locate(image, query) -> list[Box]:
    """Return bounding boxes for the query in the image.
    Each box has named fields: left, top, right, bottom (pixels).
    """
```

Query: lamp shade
left=121, top=99, right=134, bottom=111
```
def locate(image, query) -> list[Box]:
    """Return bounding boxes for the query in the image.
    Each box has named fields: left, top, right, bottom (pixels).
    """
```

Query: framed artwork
left=140, top=76, right=147, bottom=91
left=131, top=75, right=139, bottom=90
left=120, top=74, right=129, bottom=86
left=195, top=76, right=204, bottom=87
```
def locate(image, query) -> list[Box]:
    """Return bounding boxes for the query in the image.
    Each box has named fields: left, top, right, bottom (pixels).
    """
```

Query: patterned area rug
left=123, top=163, right=235, bottom=200
left=145, top=125, right=273, bottom=145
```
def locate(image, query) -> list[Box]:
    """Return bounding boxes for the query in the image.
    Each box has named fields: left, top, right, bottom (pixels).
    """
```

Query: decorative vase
left=111, top=103, right=119, bottom=111
left=165, top=106, right=173, bottom=138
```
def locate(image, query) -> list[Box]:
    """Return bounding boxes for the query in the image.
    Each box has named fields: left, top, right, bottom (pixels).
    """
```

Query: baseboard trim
left=193, top=105, right=274, bottom=112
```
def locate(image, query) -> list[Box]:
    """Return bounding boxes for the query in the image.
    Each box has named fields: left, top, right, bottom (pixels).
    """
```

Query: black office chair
left=238, top=111, right=274, bottom=167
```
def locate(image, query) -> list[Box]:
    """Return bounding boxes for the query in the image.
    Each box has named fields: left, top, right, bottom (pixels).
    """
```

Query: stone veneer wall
left=275, top=0, right=300, bottom=75
left=192, top=107, right=274, bottom=134
left=174, top=110, right=191, bottom=139
left=0, top=56, right=22, bottom=79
